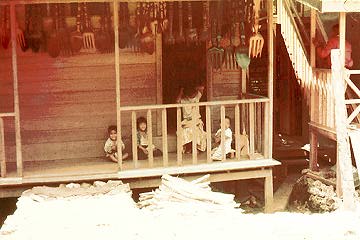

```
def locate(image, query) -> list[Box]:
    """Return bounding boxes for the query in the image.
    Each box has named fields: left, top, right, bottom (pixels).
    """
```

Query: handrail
left=120, top=97, right=269, bottom=111
left=289, top=0, right=311, bottom=47
left=316, top=12, right=328, bottom=43
left=282, top=0, right=309, bottom=60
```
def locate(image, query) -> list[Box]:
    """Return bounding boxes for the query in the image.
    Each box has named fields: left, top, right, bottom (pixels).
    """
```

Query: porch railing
left=118, top=97, right=270, bottom=170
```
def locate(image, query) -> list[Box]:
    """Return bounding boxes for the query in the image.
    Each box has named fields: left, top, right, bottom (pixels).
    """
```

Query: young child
left=211, top=116, right=235, bottom=161
left=104, top=125, right=129, bottom=162
left=175, top=83, right=207, bottom=153
left=136, top=117, right=162, bottom=160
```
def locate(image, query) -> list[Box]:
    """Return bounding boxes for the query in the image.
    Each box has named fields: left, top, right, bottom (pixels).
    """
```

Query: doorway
left=162, top=42, right=207, bottom=133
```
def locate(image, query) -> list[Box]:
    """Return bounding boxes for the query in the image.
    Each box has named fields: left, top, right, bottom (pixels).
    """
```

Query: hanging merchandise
left=185, top=2, right=197, bottom=44
left=235, top=22, right=250, bottom=69
left=105, top=3, right=114, bottom=52
left=175, top=2, right=185, bottom=44
left=199, top=1, right=210, bottom=42
left=28, top=5, right=42, bottom=53
left=127, top=2, right=138, bottom=51
left=42, top=3, right=54, bottom=52
left=119, top=2, right=130, bottom=49
left=249, top=0, right=264, bottom=58
left=58, top=4, right=72, bottom=56
left=47, top=4, right=61, bottom=58
left=164, top=2, right=175, bottom=45
left=139, top=2, right=155, bottom=54
left=82, top=3, right=96, bottom=51
left=207, top=1, right=224, bottom=70
left=70, top=3, right=83, bottom=53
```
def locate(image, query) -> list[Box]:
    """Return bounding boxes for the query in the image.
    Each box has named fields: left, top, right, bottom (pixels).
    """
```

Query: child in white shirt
left=104, top=125, right=129, bottom=162
left=211, top=116, right=235, bottom=161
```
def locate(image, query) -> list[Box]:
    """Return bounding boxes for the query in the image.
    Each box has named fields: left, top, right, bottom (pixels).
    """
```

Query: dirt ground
left=1, top=181, right=360, bottom=240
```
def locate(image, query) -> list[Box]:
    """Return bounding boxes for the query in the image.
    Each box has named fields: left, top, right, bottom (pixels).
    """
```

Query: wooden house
left=1, top=0, right=359, bottom=211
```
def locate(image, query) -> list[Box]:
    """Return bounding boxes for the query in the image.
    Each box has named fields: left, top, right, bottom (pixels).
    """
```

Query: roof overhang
left=296, top=0, right=360, bottom=13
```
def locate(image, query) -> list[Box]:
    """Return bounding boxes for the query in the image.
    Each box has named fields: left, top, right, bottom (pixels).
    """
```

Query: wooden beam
left=10, top=3, right=23, bottom=177
left=310, top=9, right=316, bottom=68
left=331, top=49, right=356, bottom=211
left=266, top=0, right=274, bottom=159
left=113, top=1, right=122, bottom=170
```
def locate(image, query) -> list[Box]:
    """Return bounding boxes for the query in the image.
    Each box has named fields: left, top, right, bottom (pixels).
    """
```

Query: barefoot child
left=104, top=125, right=129, bottom=162
left=137, top=117, right=162, bottom=160
left=211, top=116, right=235, bottom=161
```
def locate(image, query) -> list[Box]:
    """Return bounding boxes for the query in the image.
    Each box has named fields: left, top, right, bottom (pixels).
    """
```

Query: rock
left=65, top=183, right=80, bottom=188
left=93, top=181, right=106, bottom=187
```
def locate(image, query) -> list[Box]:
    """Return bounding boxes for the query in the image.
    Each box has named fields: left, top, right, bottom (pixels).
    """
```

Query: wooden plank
left=113, top=1, right=122, bottom=170
left=131, top=111, right=138, bottom=168
left=177, top=107, right=182, bottom=165
left=147, top=110, right=154, bottom=167
left=249, top=103, right=255, bottom=155
left=263, top=102, right=270, bottom=158
left=162, top=108, right=168, bottom=167
left=10, top=3, right=23, bottom=177
left=220, top=105, right=226, bottom=161
left=0, top=118, right=6, bottom=177
left=118, top=159, right=281, bottom=179
left=310, top=9, right=316, bottom=68
left=234, top=104, right=241, bottom=160
left=206, top=106, right=212, bottom=163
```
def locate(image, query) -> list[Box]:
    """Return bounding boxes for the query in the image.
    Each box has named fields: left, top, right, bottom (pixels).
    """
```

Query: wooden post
left=177, top=107, right=183, bottom=165
left=0, top=118, right=6, bottom=177
left=235, top=104, right=241, bottom=160
left=331, top=49, right=356, bottom=211
left=264, top=169, right=274, bottom=213
left=113, top=1, right=122, bottom=170
left=266, top=0, right=274, bottom=159
left=310, top=9, right=316, bottom=68
left=220, top=105, right=226, bottom=161
left=131, top=111, right=138, bottom=168
left=147, top=110, right=154, bottom=167
left=162, top=108, right=168, bottom=167
left=309, top=131, right=318, bottom=171
left=206, top=106, right=212, bottom=163
left=10, top=3, right=23, bottom=177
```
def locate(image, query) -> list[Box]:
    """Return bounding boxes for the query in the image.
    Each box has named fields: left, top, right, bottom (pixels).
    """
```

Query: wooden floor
left=1, top=152, right=266, bottom=184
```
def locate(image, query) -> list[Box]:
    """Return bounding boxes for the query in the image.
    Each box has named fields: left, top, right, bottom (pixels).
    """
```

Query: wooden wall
left=0, top=47, right=157, bottom=163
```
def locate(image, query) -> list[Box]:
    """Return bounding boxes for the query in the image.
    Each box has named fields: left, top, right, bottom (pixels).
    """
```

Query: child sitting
left=104, top=125, right=129, bottom=162
left=211, top=116, right=235, bottom=161
left=137, top=117, right=162, bottom=160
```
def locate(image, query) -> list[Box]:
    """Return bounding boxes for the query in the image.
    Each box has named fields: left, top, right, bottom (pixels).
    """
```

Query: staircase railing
left=278, top=0, right=335, bottom=130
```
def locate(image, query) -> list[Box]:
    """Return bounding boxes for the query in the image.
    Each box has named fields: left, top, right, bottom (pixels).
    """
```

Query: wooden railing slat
left=162, top=109, right=168, bottom=167
left=192, top=107, right=198, bottom=164
left=206, top=106, right=212, bottom=163
left=220, top=105, right=226, bottom=161
left=131, top=111, right=138, bottom=168
left=235, top=104, right=241, bottom=160
left=177, top=107, right=182, bottom=166
left=147, top=110, right=153, bottom=167
left=249, top=103, right=255, bottom=155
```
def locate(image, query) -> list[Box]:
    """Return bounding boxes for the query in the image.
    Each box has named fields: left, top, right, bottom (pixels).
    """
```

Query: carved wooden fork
left=248, top=0, right=264, bottom=58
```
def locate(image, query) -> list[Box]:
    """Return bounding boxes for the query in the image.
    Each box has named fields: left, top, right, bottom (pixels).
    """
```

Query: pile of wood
left=138, top=174, right=242, bottom=212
